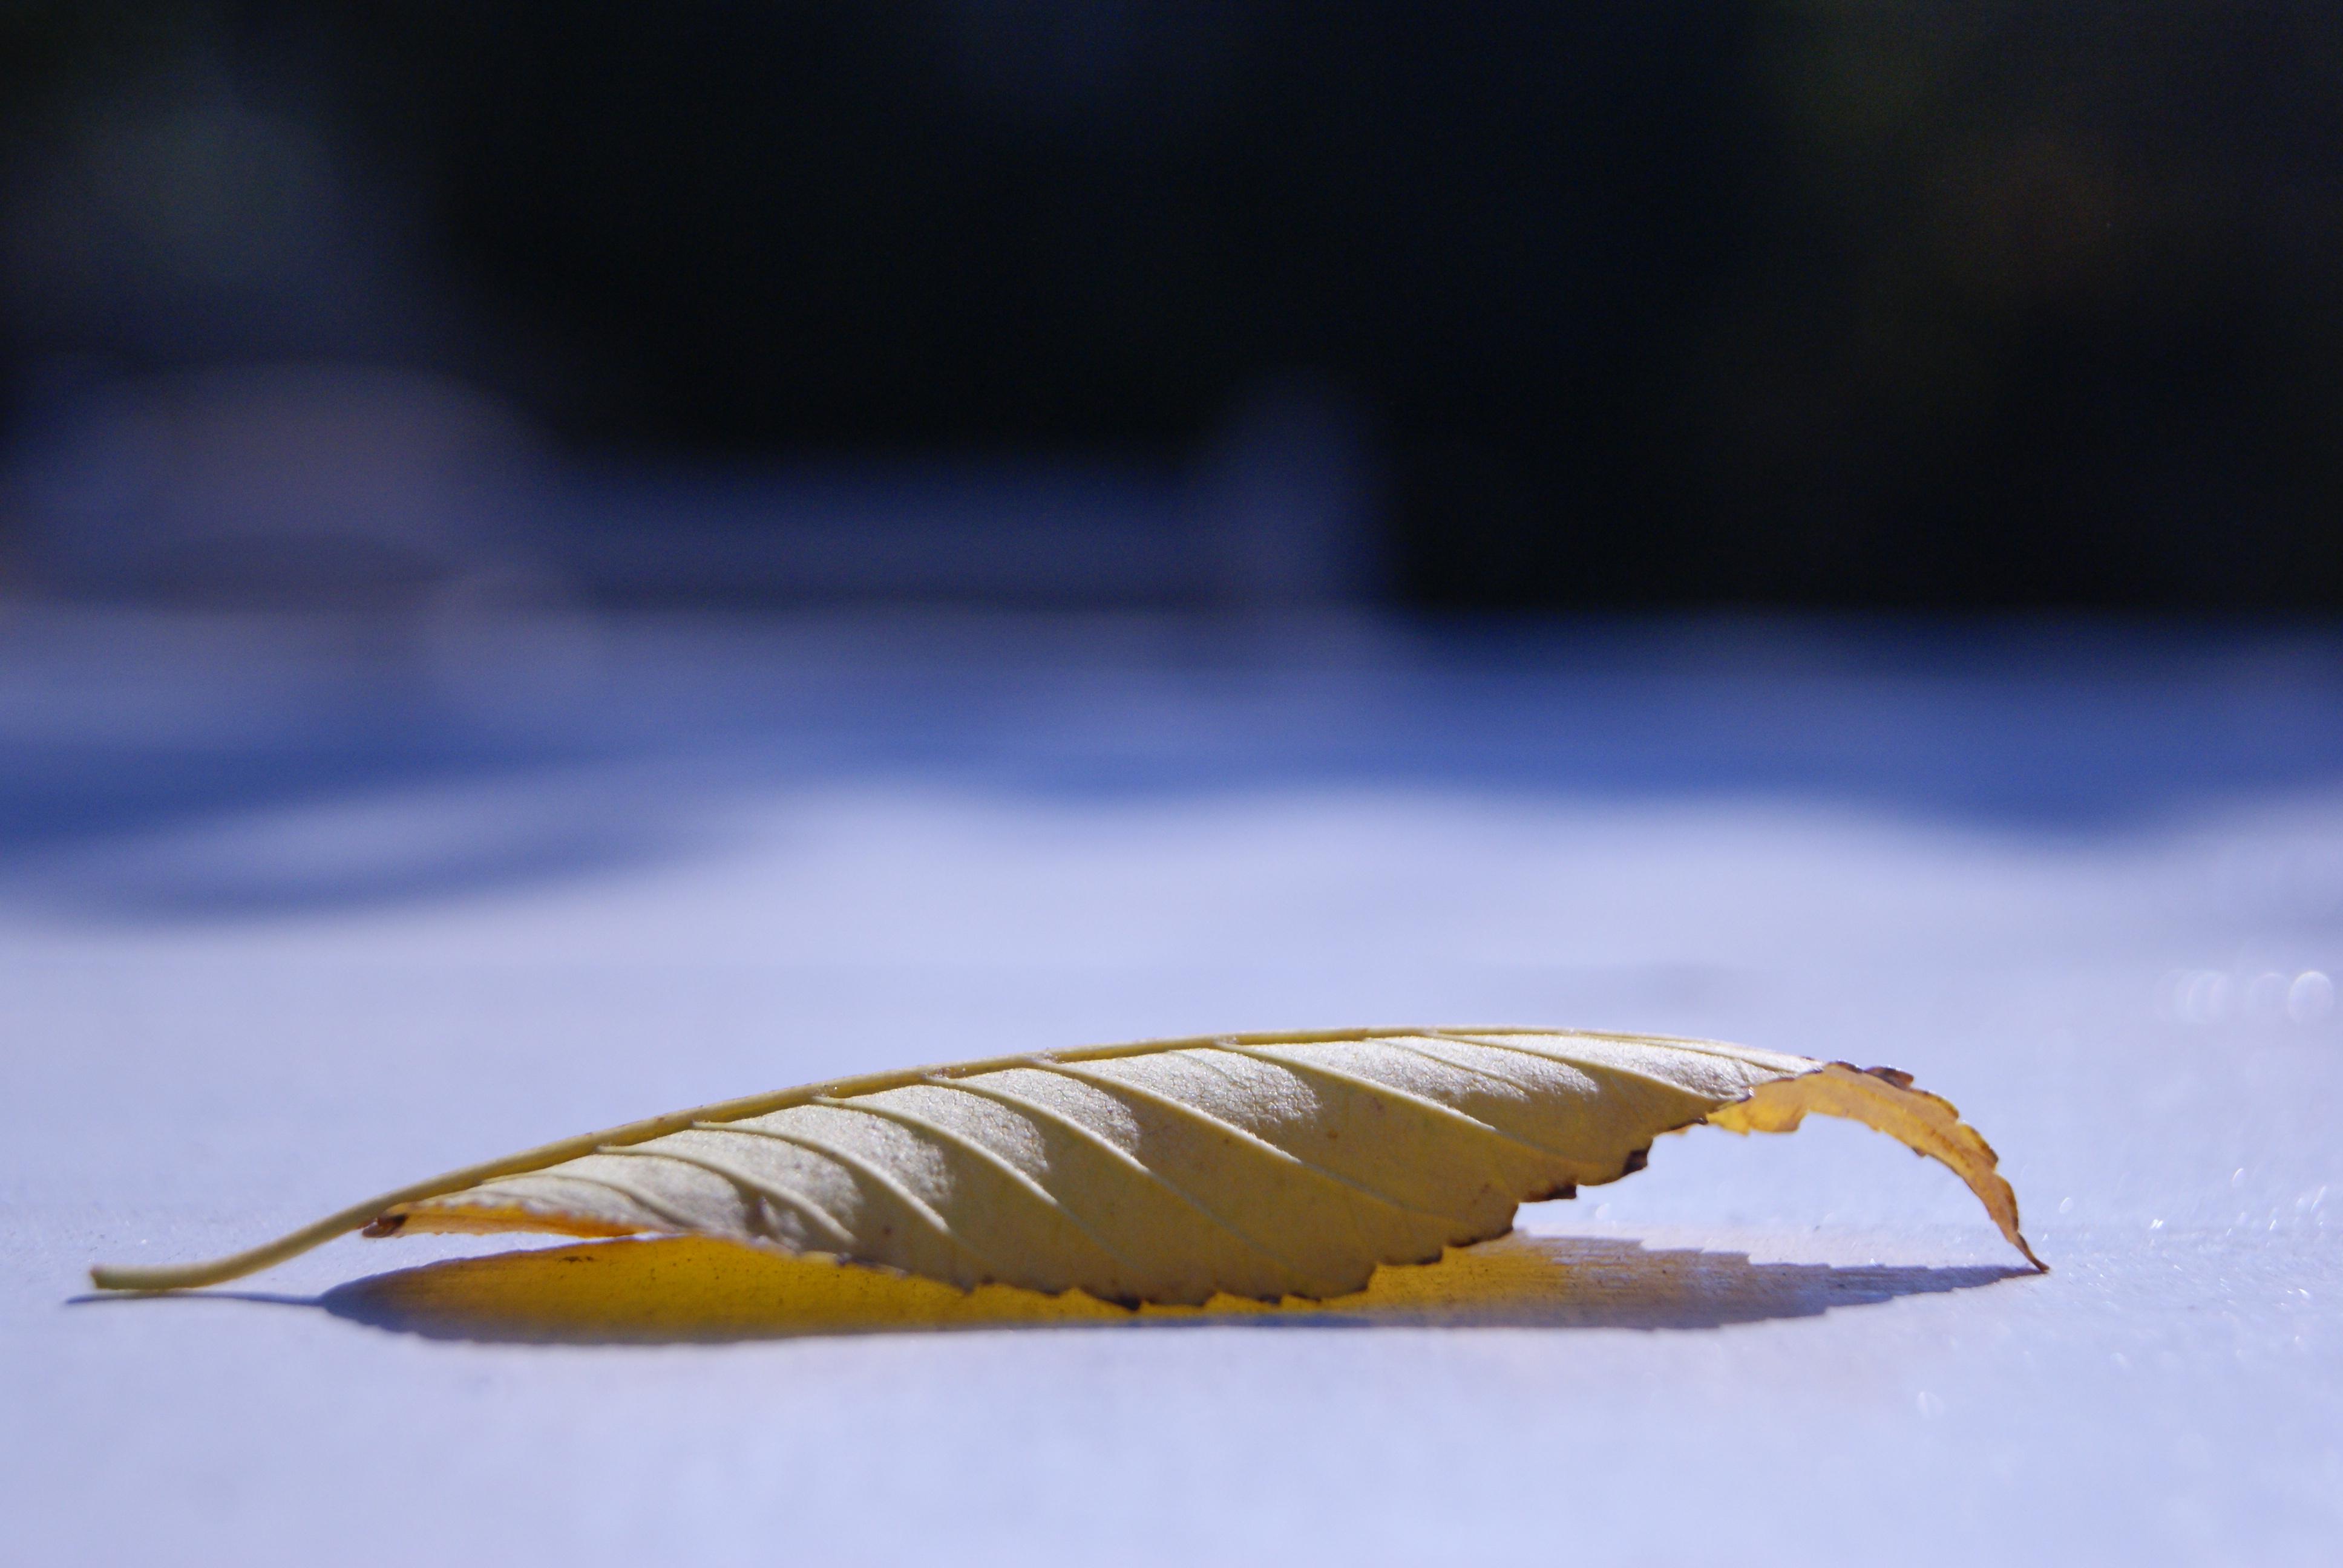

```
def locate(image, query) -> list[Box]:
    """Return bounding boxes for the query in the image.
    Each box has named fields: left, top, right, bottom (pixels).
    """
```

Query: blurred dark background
left=4, top=0, right=2340, bottom=612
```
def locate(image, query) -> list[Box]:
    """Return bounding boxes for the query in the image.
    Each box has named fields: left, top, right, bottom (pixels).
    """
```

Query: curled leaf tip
left=1705, top=1061, right=2044, bottom=1271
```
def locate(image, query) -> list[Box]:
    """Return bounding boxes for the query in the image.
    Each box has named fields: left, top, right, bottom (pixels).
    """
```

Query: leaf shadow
left=280, top=1232, right=2027, bottom=1345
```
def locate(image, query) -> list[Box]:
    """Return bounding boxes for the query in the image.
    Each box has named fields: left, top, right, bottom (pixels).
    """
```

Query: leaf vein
left=926, top=1072, right=1307, bottom=1295
left=1424, top=1030, right=1737, bottom=1103
left=702, top=1120, right=1004, bottom=1278
left=810, top=1094, right=1150, bottom=1282
left=618, top=1135, right=861, bottom=1251
left=1211, top=1042, right=1575, bottom=1165
left=1029, top=1054, right=1473, bottom=1229
left=530, top=1163, right=706, bottom=1232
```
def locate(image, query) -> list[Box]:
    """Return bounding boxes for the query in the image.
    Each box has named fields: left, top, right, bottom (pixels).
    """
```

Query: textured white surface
left=3, top=612, right=2339, bottom=1566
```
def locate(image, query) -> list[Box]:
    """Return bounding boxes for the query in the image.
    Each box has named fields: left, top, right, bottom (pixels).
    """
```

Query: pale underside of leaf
left=90, top=1027, right=2042, bottom=1299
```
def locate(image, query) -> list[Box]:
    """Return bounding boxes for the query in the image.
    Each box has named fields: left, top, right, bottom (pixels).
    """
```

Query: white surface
left=3, top=611, right=2339, bottom=1566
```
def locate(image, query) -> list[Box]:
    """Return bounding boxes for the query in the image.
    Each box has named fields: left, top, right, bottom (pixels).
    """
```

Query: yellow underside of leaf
left=1705, top=1063, right=2044, bottom=1271
left=375, top=1204, right=640, bottom=1240
left=329, top=1232, right=1671, bottom=1340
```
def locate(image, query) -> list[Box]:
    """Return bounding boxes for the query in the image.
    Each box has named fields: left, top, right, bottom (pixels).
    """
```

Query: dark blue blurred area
left=4, top=2, right=2342, bottom=612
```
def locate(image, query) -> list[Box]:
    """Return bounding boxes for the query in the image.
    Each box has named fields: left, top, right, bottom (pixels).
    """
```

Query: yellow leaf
left=89, top=1026, right=2042, bottom=1299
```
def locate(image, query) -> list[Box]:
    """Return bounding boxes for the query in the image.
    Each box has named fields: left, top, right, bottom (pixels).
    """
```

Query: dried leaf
left=90, top=1027, right=2043, bottom=1299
